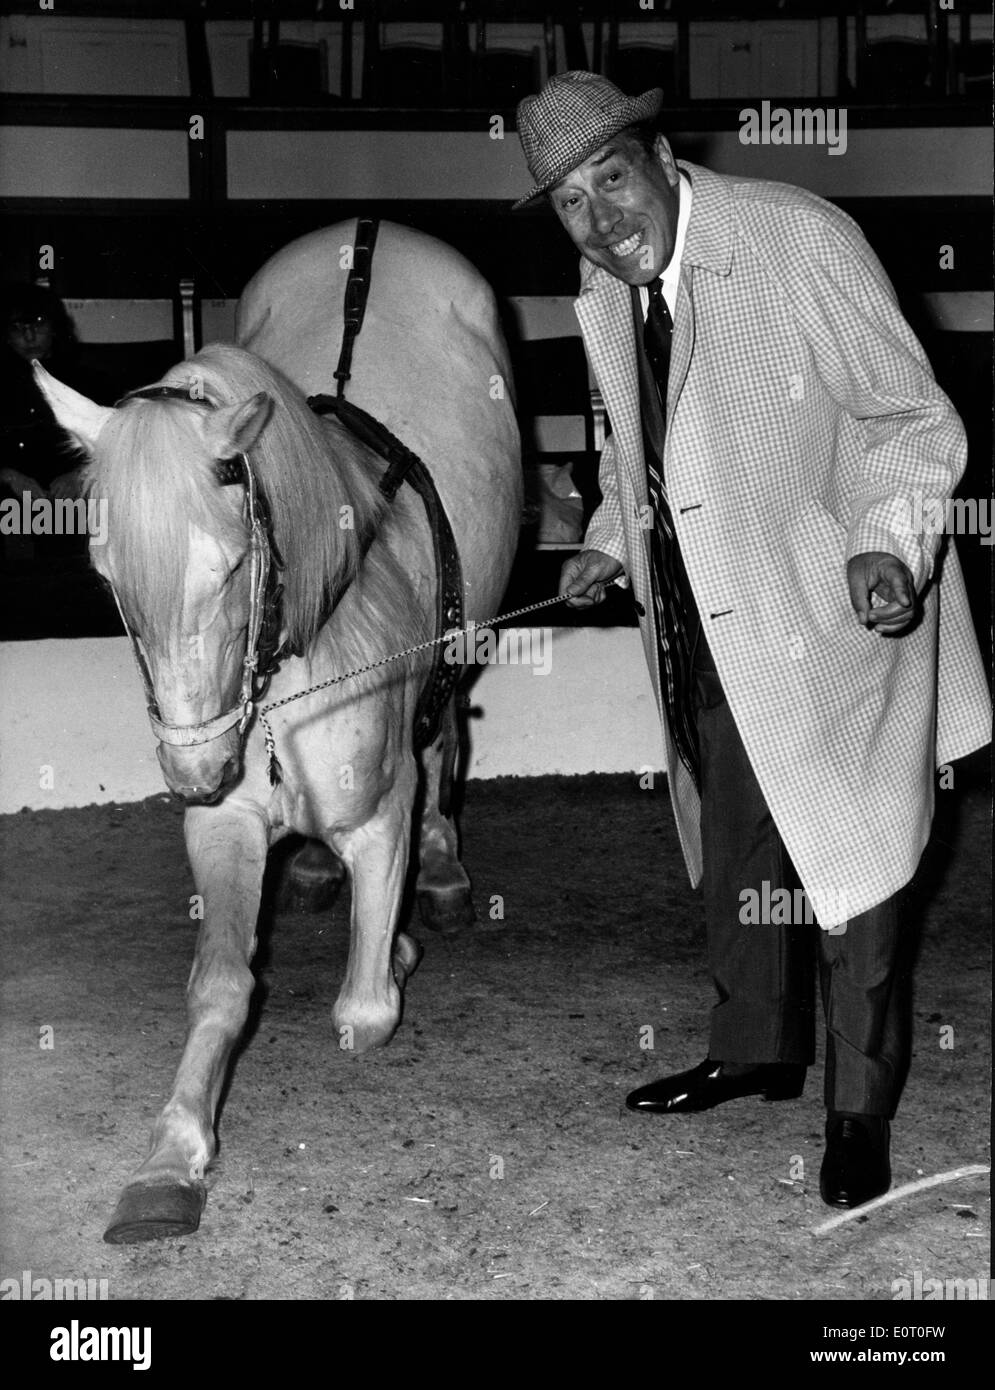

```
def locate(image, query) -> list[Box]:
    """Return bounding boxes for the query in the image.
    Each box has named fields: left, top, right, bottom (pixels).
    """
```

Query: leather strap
left=311, top=214, right=466, bottom=749
left=334, top=217, right=380, bottom=398
left=308, top=393, right=465, bottom=749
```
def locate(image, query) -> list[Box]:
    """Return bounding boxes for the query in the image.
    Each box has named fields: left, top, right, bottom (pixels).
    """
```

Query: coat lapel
left=665, top=265, right=695, bottom=461
left=574, top=162, right=732, bottom=493
left=575, top=267, right=646, bottom=504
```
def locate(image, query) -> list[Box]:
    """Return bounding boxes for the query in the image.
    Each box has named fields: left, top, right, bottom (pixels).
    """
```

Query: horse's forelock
left=93, top=397, right=245, bottom=641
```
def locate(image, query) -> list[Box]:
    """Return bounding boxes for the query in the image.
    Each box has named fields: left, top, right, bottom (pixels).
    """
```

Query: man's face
left=550, top=133, right=681, bottom=285
left=6, top=313, right=55, bottom=362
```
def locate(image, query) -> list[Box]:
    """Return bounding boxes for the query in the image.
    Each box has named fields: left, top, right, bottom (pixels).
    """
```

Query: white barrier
left=0, top=628, right=665, bottom=813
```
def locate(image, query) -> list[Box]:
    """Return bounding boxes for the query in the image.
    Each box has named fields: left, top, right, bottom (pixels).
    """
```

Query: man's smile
left=607, top=230, right=642, bottom=257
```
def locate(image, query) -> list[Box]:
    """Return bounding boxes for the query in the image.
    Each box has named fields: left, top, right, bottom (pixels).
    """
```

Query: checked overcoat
left=576, top=160, right=991, bottom=926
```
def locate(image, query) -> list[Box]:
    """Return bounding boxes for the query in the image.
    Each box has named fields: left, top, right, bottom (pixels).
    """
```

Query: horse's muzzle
left=157, top=740, right=241, bottom=804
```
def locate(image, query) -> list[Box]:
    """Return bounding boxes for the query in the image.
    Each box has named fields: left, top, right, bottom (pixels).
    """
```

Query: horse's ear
left=33, top=361, right=114, bottom=454
left=201, top=392, right=273, bottom=459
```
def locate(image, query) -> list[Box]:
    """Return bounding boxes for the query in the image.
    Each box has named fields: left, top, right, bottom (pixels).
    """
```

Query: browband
left=116, top=383, right=244, bottom=487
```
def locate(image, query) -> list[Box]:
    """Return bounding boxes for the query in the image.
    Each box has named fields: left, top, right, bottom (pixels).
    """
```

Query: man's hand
left=560, top=548, right=624, bottom=608
left=847, top=551, right=916, bottom=634
left=48, top=469, right=85, bottom=501
left=0, top=468, right=49, bottom=503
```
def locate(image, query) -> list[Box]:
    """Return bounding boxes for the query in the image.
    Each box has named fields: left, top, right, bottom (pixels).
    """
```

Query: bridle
left=110, top=384, right=286, bottom=749
left=107, top=375, right=566, bottom=786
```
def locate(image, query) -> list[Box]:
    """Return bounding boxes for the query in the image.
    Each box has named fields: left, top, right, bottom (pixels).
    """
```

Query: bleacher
left=1, top=0, right=990, bottom=640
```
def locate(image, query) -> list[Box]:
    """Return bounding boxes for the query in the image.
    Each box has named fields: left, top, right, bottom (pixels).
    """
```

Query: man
left=1, top=285, right=93, bottom=505
left=514, top=71, right=990, bottom=1208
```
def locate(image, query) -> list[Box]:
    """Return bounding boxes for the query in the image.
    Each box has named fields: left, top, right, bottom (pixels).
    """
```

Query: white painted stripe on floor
left=0, top=630, right=664, bottom=812
left=920, top=290, right=993, bottom=333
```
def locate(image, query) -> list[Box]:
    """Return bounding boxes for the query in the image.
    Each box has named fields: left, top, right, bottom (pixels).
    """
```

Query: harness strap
left=308, top=213, right=467, bottom=750
left=334, top=217, right=380, bottom=398
left=307, top=395, right=420, bottom=501
left=308, top=393, right=466, bottom=749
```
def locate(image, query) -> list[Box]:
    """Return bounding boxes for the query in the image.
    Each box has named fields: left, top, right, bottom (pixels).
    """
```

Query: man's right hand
left=559, top=549, right=625, bottom=608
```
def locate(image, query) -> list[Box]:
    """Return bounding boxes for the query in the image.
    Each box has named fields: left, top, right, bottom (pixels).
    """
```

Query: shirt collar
left=662, top=171, right=692, bottom=305
left=639, top=170, right=692, bottom=319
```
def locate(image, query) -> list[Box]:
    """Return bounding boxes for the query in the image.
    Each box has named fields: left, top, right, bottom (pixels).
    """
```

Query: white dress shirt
left=638, top=170, right=693, bottom=321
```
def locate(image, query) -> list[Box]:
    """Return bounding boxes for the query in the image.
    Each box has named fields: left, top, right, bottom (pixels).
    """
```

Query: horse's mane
left=91, top=343, right=421, bottom=660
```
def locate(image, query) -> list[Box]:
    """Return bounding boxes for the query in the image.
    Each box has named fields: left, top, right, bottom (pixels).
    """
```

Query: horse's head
left=34, top=361, right=275, bottom=803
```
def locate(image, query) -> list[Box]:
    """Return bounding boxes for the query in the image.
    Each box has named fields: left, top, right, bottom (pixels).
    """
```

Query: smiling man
left=514, top=72, right=990, bottom=1209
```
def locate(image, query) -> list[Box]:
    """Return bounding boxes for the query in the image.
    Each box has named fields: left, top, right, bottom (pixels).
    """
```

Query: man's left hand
left=847, top=551, right=916, bottom=634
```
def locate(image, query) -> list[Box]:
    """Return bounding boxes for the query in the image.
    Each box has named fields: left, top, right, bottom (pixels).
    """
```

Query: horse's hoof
left=103, top=1180, right=206, bottom=1245
left=278, top=845, right=345, bottom=914
left=417, top=885, right=476, bottom=935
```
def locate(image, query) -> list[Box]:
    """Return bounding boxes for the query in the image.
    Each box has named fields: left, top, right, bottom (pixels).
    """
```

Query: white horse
left=37, top=221, right=522, bottom=1243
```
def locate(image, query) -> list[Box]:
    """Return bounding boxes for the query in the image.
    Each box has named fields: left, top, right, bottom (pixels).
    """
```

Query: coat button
left=633, top=600, right=646, bottom=617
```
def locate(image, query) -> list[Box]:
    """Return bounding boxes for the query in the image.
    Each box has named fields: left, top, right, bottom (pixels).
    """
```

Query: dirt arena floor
left=0, top=764, right=989, bottom=1303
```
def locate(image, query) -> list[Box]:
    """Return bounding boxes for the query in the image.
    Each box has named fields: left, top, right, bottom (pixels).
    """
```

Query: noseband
left=111, top=384, right=285, bottom=748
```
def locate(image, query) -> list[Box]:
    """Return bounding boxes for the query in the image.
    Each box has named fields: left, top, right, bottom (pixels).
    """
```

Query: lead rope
left=258, top=592, right=569, bottom=785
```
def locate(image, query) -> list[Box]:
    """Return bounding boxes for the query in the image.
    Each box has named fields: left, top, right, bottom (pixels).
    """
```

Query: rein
left=257, top=593, right=568, bottom=784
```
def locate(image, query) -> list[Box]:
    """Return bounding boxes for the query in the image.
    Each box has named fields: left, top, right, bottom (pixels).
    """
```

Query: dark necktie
left=639, top=279, right=700, bottom=787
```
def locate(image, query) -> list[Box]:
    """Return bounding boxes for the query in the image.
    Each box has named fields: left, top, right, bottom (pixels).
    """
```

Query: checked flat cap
left=514, top=70, right=663, bottom=210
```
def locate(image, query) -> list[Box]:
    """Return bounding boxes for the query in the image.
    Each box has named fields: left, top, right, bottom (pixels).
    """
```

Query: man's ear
left=200, top=393, right=273, bottom=458
left=33, top=361, right=114, bottom=454
left=653, top=134, right=681, bottom=185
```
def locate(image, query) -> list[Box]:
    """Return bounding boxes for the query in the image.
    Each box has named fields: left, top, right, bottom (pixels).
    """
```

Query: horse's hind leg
left=103, top=803, right=268, bottom=1244
left=416, top=698, right=476, bottom=935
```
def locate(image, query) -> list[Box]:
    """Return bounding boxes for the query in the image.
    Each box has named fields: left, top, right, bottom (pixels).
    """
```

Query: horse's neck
left=287, top=428, right=428, bottom=675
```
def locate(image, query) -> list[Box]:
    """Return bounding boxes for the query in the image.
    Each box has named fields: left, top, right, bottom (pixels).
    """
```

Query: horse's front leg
left=332, top=766, right=422, bottom=1055
left=103, top=801, right=269, bottom=1244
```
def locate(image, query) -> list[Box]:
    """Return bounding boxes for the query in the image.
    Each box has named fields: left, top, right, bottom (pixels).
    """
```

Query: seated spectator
left=0, top=287, right=122, bottom=641
left=0, top=284, right=117, bottom=509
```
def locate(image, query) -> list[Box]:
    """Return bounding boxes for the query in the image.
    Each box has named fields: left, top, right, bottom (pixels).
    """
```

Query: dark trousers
left=688, top=616, right=911, bottom=1117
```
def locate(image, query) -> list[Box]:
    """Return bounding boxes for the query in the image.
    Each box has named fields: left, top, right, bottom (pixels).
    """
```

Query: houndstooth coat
left=577, top=161, right=991, bottom=926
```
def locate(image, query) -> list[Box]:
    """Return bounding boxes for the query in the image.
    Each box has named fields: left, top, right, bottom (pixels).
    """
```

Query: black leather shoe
left=819, top=1113, right=891, bottom=1208
left=625, top=1057, right=806, bottom=1114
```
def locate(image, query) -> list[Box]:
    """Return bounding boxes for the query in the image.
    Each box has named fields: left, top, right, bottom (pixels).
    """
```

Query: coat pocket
left=783, top=500, right=889, bottom=662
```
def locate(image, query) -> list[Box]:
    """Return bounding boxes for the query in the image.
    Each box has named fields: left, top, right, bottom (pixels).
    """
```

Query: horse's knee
left=187, top=961, right=255, bottom=1027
